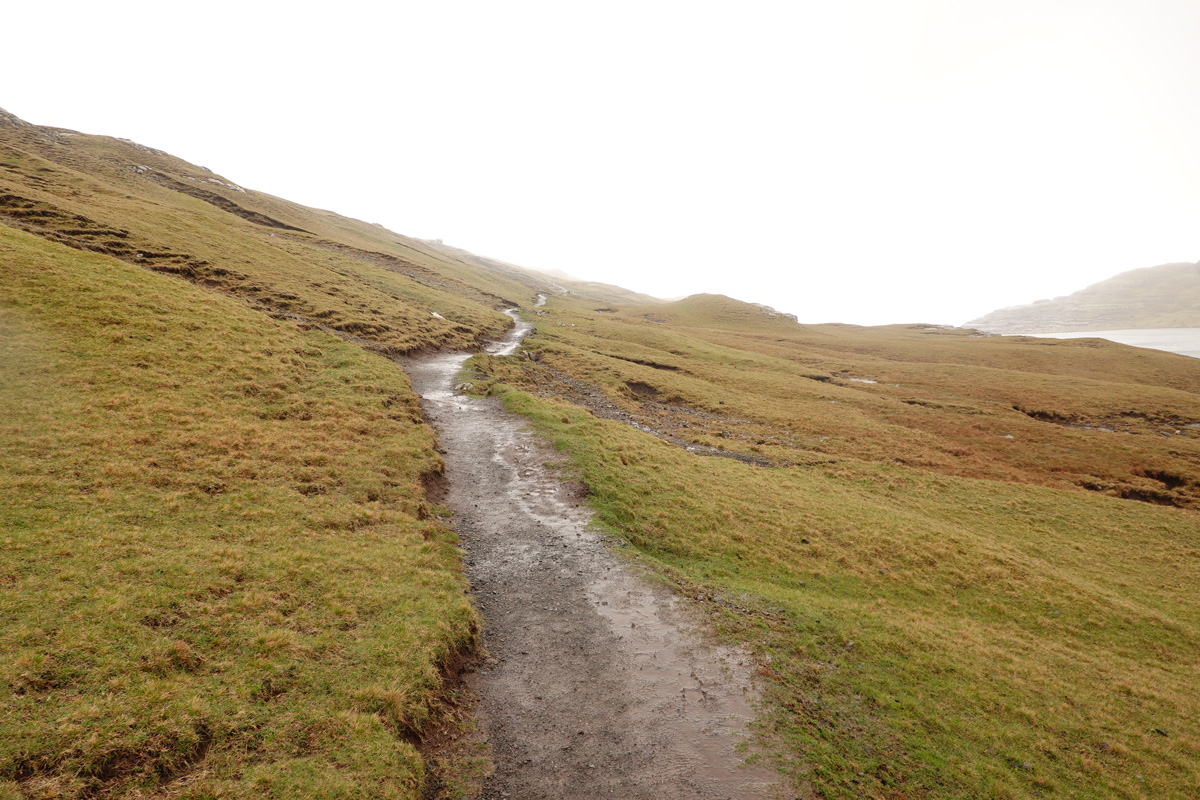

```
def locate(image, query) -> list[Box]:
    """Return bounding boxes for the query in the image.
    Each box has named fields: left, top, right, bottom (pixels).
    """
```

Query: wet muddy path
left=404, top=309, right=773, bottom=799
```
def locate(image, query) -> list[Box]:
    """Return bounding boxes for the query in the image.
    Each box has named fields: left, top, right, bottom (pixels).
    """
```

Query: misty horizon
left=7, top=1, right=1198, bottom=327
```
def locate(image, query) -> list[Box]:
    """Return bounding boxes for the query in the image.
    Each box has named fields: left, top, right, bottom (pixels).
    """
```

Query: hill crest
left=616, top=293, right=799, bottom=327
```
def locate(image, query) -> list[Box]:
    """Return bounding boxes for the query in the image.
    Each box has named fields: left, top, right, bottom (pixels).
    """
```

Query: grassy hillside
left=470, top=293, right=1200, bottom=799
left=0, top=107, right=547, bottom=355
left=0, top=110, right=571, bottom=798
left=0, top=226, right=476, bottom=798
left=6, top=105, right=1200, bottom=800
left=968, top=261, right=1200, bottom=333
left=493, top=293, right=1200, bottom=509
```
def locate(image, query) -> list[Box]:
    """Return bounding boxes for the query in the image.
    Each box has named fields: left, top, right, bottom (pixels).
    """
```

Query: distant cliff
left=967, top=261, right=1200, bottom=333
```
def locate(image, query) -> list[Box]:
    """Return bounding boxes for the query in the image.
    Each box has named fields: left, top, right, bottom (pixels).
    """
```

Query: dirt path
left=404, top=309, right=774, bottom=800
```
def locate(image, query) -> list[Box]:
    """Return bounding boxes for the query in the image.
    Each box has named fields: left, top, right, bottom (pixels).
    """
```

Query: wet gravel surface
left=403, top=312, right=773, bottom=800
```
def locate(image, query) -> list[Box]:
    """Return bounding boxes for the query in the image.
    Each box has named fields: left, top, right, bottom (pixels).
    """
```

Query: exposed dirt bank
left=404, top=312, right=774, bottom=799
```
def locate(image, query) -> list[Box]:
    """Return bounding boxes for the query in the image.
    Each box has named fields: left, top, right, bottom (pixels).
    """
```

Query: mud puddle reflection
left=405, top=303, right=773, bottom=799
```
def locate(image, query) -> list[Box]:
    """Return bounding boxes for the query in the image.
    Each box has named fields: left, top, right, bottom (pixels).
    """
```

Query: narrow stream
left=404, top=302, right=773, bottom=799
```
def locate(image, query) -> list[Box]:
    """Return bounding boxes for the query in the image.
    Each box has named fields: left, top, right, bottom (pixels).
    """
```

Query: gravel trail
left=404, top=308, right=773, bottom=800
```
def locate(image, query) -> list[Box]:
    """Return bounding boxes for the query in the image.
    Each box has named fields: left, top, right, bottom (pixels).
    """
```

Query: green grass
left=0, top=226, right=476, bottom=798
left=472, top=295, right=1200, bottom=799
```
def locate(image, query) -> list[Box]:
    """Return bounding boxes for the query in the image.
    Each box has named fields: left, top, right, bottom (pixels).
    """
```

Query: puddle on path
left=404, top=303, right=774, bottom=799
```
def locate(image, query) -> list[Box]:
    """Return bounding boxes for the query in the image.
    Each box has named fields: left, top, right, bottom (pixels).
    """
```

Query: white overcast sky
left=5, top=1, right=1199, bottom=325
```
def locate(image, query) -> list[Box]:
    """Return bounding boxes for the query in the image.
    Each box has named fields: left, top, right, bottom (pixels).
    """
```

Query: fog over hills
left=968, top=261, right=1200, bottom=333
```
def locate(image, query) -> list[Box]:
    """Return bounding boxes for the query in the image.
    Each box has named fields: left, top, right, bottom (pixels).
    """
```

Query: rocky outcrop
left=0, top=107, right=30, bottom=128
left=751, top=302, right=799, bottom=323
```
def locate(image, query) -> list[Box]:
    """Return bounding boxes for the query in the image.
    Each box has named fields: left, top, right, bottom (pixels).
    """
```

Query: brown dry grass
left=493, top=294, right=1200, bottom=509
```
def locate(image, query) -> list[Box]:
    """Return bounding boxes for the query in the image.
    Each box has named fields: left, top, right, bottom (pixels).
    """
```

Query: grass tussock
left=473, top=294, right=1200, bottom=799
left=0, top=226, right=475, bottom=798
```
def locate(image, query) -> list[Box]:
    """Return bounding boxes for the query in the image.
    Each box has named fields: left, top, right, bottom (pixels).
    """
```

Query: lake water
left=1021, top=328, right=1200, bottom=359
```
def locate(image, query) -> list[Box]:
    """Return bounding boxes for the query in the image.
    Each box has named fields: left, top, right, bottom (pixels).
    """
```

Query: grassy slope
left=472, top=293, right=1200, bottom=799
left=498, top=294, right=1200, bottom=508
left=0, top=116, right=543, bottom=355
left=0, top=114, right=569, bottom=798
left=967, top=261, right=1200, bottom=333
left=0, top=226, right=480, bottom=798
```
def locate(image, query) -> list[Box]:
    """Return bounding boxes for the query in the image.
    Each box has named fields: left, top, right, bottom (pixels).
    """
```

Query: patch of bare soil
left=507, top=362, right=784, bottom=468
left=404, top=316, right=774, bottom=799
left=0, top=190, right=206, bottom=276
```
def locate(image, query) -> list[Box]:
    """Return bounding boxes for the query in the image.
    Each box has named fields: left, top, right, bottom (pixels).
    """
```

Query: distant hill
left=620, top=292, right=799, bottom=328
left=967, top=261, right=1200, bottom=333
left=416, top=239, right=662, bottom=307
